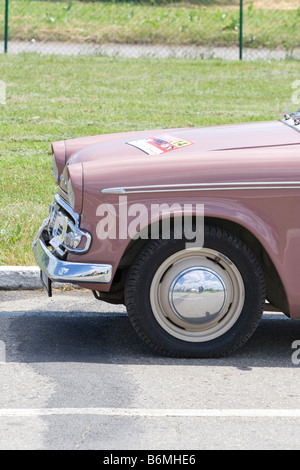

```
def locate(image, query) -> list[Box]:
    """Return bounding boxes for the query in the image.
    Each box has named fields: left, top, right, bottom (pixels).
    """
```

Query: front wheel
left=125, top=225, right=266, bottom=358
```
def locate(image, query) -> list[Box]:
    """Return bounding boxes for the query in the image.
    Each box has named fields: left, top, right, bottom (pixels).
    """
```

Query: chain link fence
left=1, top=0, right=300, bottom=60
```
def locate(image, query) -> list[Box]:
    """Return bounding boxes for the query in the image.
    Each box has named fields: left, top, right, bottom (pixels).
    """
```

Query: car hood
left=53, top=120, right=300, bottom=192
left=63, top=120, right=299, bottom=166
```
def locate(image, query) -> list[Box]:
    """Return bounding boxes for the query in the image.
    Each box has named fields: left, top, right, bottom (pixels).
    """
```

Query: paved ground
left=0, top=289, right=299, bottom=450
left=2, top=41, right=300, bottom=60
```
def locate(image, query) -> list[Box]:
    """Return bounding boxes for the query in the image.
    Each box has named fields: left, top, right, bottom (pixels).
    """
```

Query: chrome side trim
left=32, top=219, right=112, bottom=284
left=102, top=181, right=300, bottom=195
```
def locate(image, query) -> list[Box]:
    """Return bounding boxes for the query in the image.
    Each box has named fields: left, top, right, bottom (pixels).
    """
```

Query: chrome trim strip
left=32, top=220, right=112, bottom=284
left=102, top=181, right=300, bottom=195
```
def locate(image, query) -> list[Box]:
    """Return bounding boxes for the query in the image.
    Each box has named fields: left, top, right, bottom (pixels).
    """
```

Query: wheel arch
left=117, top=215, right=289, bottom=315
left=204, top=216, right=289, bottom=316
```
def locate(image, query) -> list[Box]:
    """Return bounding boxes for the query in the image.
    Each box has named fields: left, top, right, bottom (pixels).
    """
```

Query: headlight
left=51, top=154, right=59, bottom=184
left=67, top=179, right=76, bottom=209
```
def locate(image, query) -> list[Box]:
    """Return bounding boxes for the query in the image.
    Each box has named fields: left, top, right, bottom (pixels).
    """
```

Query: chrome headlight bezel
left=67, top=179, right=76, bottom=210
left=66, top=163, right=83, bottom=214
left=51, top=154, right=59, bottom=184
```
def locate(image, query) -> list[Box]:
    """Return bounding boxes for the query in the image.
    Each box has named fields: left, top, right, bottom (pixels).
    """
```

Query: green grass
left=0, top=53, right=299, bottom=265
left=1, top=0, right=300, bottom=50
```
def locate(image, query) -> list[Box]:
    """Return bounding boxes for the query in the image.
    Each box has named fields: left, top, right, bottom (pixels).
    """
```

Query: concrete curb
left=0, top=266, right=42, bottom=290
left=2, top=40, right=300, bottom=61
left=0, top=266, right=77, bottom=291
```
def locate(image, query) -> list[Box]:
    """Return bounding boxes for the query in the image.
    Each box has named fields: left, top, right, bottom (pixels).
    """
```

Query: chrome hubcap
left=150, top=248, right=245, bottom=342
left=169, top=267, right=227, bottom=326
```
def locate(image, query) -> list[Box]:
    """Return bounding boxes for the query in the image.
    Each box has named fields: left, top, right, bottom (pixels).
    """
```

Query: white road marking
left=0, top=408, right=299, bottom=418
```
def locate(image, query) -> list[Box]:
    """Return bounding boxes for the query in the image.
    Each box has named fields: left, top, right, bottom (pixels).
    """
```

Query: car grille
left=47, top=194, right=91, bottom=257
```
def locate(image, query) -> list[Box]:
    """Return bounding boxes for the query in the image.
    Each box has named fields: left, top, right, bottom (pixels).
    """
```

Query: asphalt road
left=0, top=289, right=299, bottom=451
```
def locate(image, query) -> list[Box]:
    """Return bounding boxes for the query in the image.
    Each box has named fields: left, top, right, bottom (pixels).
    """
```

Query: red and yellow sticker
left=127, top=135, right=193, bottom=155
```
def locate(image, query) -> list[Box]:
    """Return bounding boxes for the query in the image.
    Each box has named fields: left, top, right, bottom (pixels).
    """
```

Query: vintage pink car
left=33, top=112, right=300, bottom=357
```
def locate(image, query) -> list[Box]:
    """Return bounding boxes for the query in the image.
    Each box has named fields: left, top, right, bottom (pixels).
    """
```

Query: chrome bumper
left=32, top=218, right=112, bottom=284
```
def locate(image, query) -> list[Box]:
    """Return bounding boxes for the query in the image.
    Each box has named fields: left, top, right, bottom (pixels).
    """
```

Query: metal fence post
left=4, top=0, right=9, bottom=53
left=239, top=0, right=243, bottom=60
